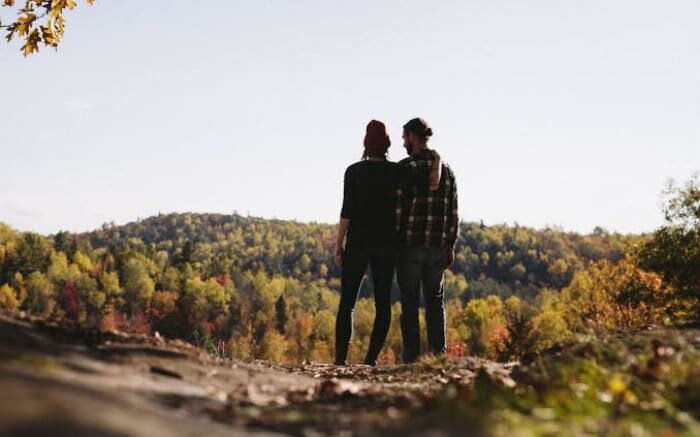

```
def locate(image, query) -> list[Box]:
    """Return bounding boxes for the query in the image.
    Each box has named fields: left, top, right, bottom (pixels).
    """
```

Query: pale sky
left=1, top=0, right=698, bottom=235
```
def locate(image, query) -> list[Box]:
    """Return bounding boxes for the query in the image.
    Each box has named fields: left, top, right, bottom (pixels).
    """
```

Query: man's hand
left=430, top=150, right=442, bottom=191
left=334, top=247, right=344, bottom=268
left=445, top=247, right=455, bottom=269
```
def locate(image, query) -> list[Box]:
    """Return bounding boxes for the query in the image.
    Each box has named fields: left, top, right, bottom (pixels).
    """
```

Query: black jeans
left=396, top=247, right=447, bottom=363
left=335, top=243, right=398, bottom=365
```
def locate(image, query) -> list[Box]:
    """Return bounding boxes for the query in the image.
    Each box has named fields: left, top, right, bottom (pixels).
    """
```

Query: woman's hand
left=335, top=218, right=350, bottom=268
left=334, top=247, right=344, bottom=267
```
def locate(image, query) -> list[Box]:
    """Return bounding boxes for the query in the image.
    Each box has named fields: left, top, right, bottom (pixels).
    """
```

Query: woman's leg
left=335, top=246, right=368, bottom=365
left=364, top=246, right=398, bottom=365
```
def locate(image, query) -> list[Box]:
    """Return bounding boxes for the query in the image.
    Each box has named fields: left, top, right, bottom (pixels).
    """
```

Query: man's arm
left=395, top=186, right=403, bottom=234
left=396, top=165, right=412, bottom=234
left=430, top=150, right=442, bottom=191
left=445, top=171, right=458, bottom=268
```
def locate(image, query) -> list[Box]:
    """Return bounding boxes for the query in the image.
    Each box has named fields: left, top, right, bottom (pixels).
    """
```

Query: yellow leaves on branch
left=22, top=28, right=40, bottom=56
left=2, top=0, right=93, bottom=56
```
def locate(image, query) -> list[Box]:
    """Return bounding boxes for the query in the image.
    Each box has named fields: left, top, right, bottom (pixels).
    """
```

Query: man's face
left=402, top=130, right=414, bottom=156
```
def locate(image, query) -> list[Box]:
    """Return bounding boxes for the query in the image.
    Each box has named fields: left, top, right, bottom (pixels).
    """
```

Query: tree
left=1, top=0, right=93, bottom=56
left=502, top=295, right=533, bottom=359
left=461, top=295, right=509, bottom=359
left=0, top=283, right=19, bottom=310
left=318, top=263, right=329, bottom=278
left=2, top=233, right=49, bottom=282
left=181, top=277, right=228, bottom=335
left=311, top=309, right=335, bottom=362
left=258, top=329, right=288, bottom=363
left=79, top=273, right=104, bottom=323
left=228, top=322, right=255, bottom=361
left=299, top=254, right=312, bottom=272
left=26, top=271, right=55, bottom=315
left=99, top=271, right=121, bottom=298
left=0, top=211, right=647, bottom=363
left=547, top=258, right=571, bottom=288
left=636, top=174, right=700, bottom=317
left=54, top=231, right=77, bottom=257
left=151, top=291, right=177, bottom=321
left=275, top=295, right=288, bottom=334
left=174, top=240, right=195, bottom=266
left=530, top=290, right=571, bottom=351
left=73, top=250, right=93, bottom=273
left=122, top=257, right=155, bottom=313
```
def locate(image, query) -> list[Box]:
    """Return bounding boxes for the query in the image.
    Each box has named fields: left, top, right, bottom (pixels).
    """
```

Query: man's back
left=399, top=148, right=458, bottom=249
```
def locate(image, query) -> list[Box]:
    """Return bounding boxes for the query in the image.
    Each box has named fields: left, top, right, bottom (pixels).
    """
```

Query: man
left=397, top=117, right=458, bottom=363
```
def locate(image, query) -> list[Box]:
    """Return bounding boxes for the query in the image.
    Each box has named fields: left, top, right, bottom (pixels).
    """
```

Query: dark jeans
left=335, top=243, right=397, bottom=365
left=397, top=247, right=447, bottom=363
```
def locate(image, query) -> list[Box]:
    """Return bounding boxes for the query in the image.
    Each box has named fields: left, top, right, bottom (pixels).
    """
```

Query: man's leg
left=364, top=246, right=398, bottom=365
left=423, top=248, right=447, bottom=355
left=397, top=248, right=424, bottom=363
left=335, top=246, right=369, bottom=365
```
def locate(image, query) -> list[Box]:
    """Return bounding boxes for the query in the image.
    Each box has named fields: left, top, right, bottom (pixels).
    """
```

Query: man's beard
left=403, top=142, right=412, bottom=156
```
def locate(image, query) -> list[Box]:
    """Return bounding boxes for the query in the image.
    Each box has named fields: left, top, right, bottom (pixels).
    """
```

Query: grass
left=422, top=327, right=700, bottom=436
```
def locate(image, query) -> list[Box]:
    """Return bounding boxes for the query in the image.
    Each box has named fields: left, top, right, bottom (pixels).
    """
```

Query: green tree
left=26, top=271, right=55, bottom=316
left=181, top=277, right=228, bottom=334
left=122, top=257, right=155, bottom=312
left=636, top=174, right=700, bottom=317
left=530, top=290, right=571, bottom=351
left=275, top=295, right=288, bottom=334
left=2, top=233, right=49, bottom=281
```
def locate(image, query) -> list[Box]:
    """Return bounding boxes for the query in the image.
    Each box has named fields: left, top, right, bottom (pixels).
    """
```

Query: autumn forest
left=1, top=176, right=698, bottom=366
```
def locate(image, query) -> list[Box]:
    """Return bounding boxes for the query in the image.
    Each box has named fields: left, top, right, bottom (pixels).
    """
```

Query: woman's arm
left=336, top=167, right=354, bottom=267
left=335, top=218, right=350, bottom=267
left=430, top=150, right=442, bottom=191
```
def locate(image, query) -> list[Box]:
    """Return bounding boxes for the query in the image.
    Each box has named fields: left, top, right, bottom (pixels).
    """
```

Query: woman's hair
left=403, top=117, right=433, bottom=141
left=363, top=119, right=391, bottom=159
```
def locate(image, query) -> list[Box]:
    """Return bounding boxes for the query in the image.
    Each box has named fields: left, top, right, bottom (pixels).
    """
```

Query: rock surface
left=0, top=313, right=514, bottom=436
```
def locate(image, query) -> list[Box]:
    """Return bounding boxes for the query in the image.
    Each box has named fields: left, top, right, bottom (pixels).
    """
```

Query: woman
left=334, top=120, right=440, bottom=365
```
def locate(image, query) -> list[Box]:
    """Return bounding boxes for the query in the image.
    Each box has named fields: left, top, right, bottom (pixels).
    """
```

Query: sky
left=1, top=0, right=699, bottom=235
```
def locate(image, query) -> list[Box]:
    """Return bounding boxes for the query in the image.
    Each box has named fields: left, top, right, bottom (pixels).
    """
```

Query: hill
left=0, top=213, right=643, bottom=364
left=78, top=212, right=635, bottom=291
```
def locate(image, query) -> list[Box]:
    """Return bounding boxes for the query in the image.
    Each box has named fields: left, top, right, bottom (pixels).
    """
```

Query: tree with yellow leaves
left=1, top=0, right=93, bottom=56
left=0, top=283, right=19, bottom=310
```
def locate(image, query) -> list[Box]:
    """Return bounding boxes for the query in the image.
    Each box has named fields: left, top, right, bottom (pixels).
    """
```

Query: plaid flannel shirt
left=398, top=149, right=458, bottom=249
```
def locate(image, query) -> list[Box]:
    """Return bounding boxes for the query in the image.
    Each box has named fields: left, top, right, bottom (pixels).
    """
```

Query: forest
left=1, top=176, right=697, bottom=366
left=3, top=2, right=699, bottom=434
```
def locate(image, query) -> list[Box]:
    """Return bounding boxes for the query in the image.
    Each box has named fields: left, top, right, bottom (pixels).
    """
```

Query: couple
left=334, top=117, right=459, bottom=366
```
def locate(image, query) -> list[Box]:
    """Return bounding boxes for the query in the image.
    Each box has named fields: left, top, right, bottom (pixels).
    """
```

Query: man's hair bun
left=403, top=118, right=433, bottom=139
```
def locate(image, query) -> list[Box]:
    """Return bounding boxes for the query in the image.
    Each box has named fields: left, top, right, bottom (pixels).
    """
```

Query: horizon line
left=1, top=210, right=651, bottom=237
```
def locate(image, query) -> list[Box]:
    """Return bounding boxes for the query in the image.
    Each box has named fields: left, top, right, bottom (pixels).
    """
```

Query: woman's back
left=341, top=160, right=406, bottom=248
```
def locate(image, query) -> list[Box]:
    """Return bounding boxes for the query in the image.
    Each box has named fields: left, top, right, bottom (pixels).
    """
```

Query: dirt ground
left=0, top=313, right=514, bottom=437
